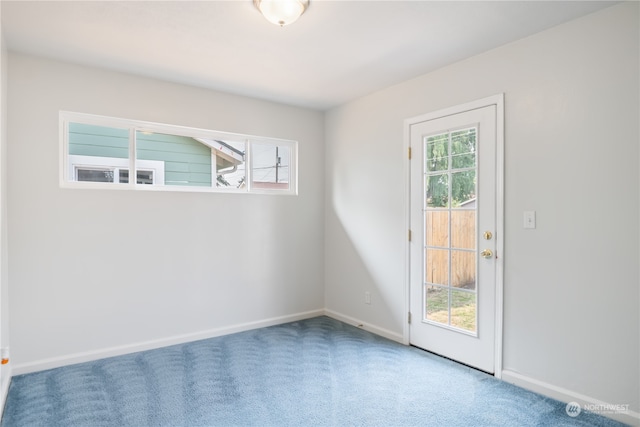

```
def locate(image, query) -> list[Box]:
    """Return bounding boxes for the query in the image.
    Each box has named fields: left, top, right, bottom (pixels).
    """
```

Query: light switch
left=524, top=211, right=536, bottom=229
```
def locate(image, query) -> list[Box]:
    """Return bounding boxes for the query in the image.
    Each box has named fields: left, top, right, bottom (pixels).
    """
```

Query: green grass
left=426, top=286, right=476, bottom=332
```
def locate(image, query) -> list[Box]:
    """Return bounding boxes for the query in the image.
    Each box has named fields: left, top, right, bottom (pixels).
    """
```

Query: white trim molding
left=0, top=365, right=11, bottom=419
left=324, top=309, right=404, bottom=344
left=12, top=309, right=324, bottom=376
left=11, top=309, right=402, bottom=377
left=502, top=369, right=640, bottom=425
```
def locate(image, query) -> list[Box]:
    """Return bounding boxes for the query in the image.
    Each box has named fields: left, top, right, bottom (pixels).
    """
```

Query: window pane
left=120, top=170, right=154, bottom=185
left=69, top=123, right=129, bottom=184
left=137, top=131, right=216, bottom=187
left=64, top=113, right=296, bottom=194
left=76, top=168, right=114, bottom=183
left=136, top=171, right=154, bottom=185
left=212, top=140, right=246, bottom=189
left=251, top=143, right=290, bottom=190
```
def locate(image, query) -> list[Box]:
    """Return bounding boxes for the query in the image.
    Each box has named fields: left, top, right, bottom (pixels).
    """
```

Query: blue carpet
left=1, top=316, right=626, bottom=426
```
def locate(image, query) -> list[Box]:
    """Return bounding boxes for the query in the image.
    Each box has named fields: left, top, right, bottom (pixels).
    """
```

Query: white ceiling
left=1, top=0, right=617, bottom=110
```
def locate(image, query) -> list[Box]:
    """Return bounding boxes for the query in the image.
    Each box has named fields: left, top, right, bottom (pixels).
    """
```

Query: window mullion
left=129, top=128, right=136, bottom=188
left=447, top=131, right=453, bottom=326
left=211, top=150, right=216, bottom=188
left=245, top=139, right=252, bottom=192
left=61, top=119, right=70, bottom=185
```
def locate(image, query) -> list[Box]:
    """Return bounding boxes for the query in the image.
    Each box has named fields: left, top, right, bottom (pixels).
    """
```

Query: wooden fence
left=425, top=210, right=476, bottom=288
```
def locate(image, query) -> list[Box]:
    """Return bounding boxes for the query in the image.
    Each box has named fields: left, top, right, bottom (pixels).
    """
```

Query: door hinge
left=408, top=229, right=412, bottom=241
left=408, top=312, right=412, bottom=324
left=408, top=147, right=412, bottom=159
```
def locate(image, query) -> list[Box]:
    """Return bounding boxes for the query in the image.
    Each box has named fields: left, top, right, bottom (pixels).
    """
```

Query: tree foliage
left=426, top=128, right=477, bottom=208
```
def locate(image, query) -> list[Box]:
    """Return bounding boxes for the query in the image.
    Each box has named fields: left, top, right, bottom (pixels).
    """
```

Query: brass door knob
left=480, top=249, right=493, bottom=259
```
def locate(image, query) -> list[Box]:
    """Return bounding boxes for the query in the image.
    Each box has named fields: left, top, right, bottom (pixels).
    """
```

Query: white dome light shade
left=254, top=0, right=309, bottom=27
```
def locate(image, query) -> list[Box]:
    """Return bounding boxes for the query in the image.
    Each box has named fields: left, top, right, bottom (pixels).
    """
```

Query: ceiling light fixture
left=254, top=0, right=309, bottom=27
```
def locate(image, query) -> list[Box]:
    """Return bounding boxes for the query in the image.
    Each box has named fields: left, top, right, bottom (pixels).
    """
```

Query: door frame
left=403, top=94, right=505, bottom=378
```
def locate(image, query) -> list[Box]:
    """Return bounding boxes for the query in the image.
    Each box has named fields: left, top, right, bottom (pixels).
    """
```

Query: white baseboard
left=0, top=365, right=11, bottom=420
left=12, top=309, right=324, bottom=376
left=502, top=369, right=639, bottom=426
left=324, top=309, right=404, bottom=343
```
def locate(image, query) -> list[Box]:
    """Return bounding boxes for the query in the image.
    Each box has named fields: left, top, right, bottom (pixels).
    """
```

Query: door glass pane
left=425, top=249, right=448, bottom=286
left=425, top=133, right=448, bottom=172
left=451, top=210, right=475, bottom=250
left=451, top=128, right=476, bottom=169
left=425, top=211, right=449, bottom=248
left=426, top=173, right=448, bottom=208
left=423, top=127, right=478, bottom=333
left=425, top=285, right=448, bottom=324
left=450, top=289, right=476, bottom=332
left=451, top=170, right=476, bottom=208
left=451, top=250, right=476, bottom=290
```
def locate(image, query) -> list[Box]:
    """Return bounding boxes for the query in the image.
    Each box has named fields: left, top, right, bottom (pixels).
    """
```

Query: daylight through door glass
left=423, top=127, right=478, bottom=333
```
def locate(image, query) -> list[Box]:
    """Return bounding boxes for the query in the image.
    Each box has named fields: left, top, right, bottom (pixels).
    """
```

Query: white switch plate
left=365, top=292, right=371, bottom=304
left=524, top=211, right=536, bottom=229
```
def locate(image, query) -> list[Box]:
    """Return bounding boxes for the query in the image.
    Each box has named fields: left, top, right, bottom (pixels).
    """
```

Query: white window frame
left=60, top=111, right=298, bottom=195
left=69, top=155, right=165, bottom=185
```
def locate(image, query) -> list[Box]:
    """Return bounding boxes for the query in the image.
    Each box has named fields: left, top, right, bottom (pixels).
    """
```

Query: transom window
left=60, top=112, right=297, bottom=195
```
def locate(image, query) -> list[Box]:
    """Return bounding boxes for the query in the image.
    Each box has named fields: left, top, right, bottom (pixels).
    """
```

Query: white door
left=409, top=100, right=501, bottom=374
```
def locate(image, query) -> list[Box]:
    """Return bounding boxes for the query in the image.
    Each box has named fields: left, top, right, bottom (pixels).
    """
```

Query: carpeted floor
left=0, top=316, right=625, bottom=426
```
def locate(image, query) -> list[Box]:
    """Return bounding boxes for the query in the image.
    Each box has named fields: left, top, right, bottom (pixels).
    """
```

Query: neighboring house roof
left=459, top=198, right=476, bottom=208
left=195, top=138, right=245, bottom=171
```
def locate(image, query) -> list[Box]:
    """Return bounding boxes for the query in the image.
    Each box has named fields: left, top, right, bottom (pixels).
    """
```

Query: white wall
left=325, top=1, right=639, bottom=417
left=7, top=54, right=325, bottom=370
left=0, top=4, right=10, bottom=408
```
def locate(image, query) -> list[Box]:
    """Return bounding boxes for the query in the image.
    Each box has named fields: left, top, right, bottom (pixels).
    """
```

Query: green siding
left=164, top=172, right=211, bottom=186
left=137, top=132, right=211, bottom=186
left=69, top=123, right=129, bottom=159
left=167, top=162, right=211, bottom=174
left=68, top=123, right=213, bottom=186
left=136, top=149, right=209, bottom=165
